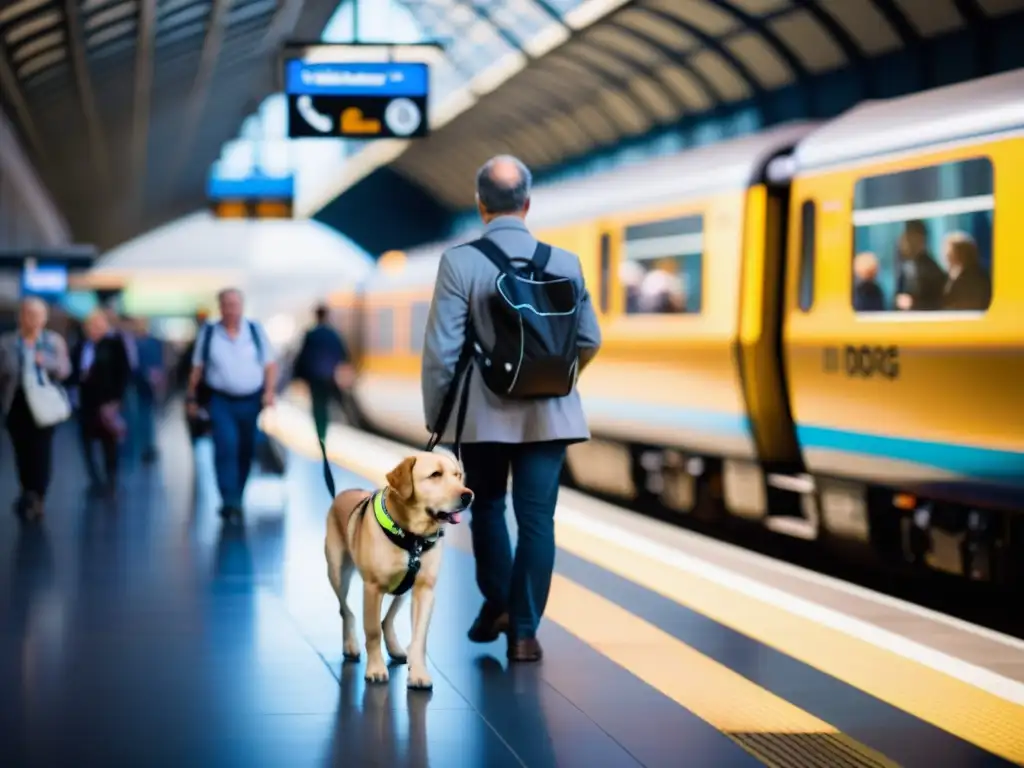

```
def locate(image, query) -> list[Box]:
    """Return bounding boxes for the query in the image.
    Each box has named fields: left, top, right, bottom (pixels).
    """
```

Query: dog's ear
left=386, top=457, right=416, bottom=502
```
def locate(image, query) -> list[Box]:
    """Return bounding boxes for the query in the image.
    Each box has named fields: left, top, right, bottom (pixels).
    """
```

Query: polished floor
left=0, top=411, right=1020, bottom=767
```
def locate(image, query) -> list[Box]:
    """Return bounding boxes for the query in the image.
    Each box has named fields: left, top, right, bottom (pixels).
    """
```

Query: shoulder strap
left=200, top=322, right=215, bottom=366
left=248, top=320, right=264, bottom=365
left=469, top=238, right=517, bottom=276
left=531, top=242, right=553, bottom=273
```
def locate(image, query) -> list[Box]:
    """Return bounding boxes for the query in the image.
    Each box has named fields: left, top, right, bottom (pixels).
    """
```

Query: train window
left=621, top=214, right=703, bottom=315
left=599, top=233, right=611, bottom=313
left=852, top=157, right=993, bottom=313
left=798, top=201, right=815, bottom=312
left=409, top=301, right=429, bottom=353
left=370, top=307, right=394, bottom=353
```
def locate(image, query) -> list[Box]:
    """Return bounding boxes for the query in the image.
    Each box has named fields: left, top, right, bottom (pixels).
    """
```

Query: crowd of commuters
left=0, top=299, right=168, bottom=521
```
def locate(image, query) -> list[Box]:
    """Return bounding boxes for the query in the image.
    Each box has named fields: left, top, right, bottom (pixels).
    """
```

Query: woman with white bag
left=0, top=297, right=72, bottom=521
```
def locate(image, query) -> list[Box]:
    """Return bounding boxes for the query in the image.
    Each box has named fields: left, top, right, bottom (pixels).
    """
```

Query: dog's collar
left=370, top=490, right=443, bottom=596
left=372, top=490, right=443, bottom=548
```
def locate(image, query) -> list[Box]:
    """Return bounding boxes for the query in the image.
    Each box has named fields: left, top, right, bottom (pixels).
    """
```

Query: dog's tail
left=319, top=438, right=336, bottom=499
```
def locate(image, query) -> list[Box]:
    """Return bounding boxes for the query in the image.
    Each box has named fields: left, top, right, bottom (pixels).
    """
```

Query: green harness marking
left=365, top=489, right=443, bottom=596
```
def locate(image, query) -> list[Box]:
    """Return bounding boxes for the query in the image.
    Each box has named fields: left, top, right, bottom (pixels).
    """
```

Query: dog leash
left=425, top=357, right=473, bottom=460
left=319, top=437, right=336, bottom=499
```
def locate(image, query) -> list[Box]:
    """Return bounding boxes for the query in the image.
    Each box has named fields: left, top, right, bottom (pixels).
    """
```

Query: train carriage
left=782, top=68, right=1024, bottom=580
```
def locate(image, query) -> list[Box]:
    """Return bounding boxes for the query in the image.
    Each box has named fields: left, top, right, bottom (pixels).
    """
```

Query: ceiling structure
left=325, top=0, right=1024, bottom=213
left=0, top=0, right=339, bottom=250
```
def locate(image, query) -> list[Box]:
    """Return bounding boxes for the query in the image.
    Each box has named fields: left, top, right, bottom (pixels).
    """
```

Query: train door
left=729, top=156, right=809, bottom=537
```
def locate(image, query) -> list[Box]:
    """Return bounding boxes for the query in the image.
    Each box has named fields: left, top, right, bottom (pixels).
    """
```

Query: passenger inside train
left=853, top=158, right=994, bottom=314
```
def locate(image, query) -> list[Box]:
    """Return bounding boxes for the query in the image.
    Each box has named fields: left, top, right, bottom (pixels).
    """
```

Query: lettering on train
left=841, top=345, right=899, bottom=380
left=822, top=345, right=899, bottom=379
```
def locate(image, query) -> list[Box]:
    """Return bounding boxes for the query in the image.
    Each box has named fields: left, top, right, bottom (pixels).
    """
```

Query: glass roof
left=394, top=0, right=589, bottom=103
left=211, top=0, right=594, bottom=200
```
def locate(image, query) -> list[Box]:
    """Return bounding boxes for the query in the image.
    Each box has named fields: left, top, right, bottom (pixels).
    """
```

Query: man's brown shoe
left=507, top=637, right=543, bottom=662
left=468, top=605, right=509, bottom=643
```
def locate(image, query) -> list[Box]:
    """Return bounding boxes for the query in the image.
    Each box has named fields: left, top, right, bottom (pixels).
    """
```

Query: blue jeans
left=119, top=383, right=138, bottom=463
left=208, top=391, right=262, bottom=509
left=136, top=384, right=156, bottom=453
left=461, top=441, right=567, bottom=639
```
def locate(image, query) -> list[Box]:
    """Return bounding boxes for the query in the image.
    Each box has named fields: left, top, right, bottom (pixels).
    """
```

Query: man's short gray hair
left=475, top=155, right=532, bottom=215
left=218, top=287, right=243, bottom=303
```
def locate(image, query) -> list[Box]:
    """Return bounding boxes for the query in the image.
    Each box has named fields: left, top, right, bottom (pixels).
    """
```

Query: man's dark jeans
left=460, top=441, right=567, bottom=639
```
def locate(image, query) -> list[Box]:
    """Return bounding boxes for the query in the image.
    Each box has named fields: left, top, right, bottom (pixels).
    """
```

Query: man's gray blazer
left=421, top=215, right=602, bottom=445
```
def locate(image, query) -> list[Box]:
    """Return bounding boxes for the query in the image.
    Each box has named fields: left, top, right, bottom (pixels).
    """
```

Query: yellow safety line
left=262, top=408, right=897, bottom=766
left=553, top=524, right=1024, bottom=763
left=264, top=404, right=1024, bottom=764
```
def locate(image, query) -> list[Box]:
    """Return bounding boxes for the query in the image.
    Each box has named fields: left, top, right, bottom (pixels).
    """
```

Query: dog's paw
left=343, top=639, right=362, bottom=661
left=407, top=667, right=433, bottom=691
left=365, top=661, right=390, bottom=684
left=386, top=644, right=407, bottom=664
left=342, top=650, right=361, bottom=663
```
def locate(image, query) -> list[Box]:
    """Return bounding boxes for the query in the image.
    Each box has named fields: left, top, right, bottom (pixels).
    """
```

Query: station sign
left=206, top=174, right=294, bottom=219
left=22, top=259, right=68, bottom=297
left=284, top=61, right=429, bottom=140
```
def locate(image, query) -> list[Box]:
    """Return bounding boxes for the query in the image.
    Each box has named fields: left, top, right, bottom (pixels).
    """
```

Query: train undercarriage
left=563, top=437, right=1024, bottom=589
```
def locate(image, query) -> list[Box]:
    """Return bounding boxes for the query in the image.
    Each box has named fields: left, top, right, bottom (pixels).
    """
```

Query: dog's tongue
left=449, top=510, right=462, bottom=524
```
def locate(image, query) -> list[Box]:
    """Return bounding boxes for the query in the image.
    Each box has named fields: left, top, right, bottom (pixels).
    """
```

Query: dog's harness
left=357, top=489, right=443, bottom=597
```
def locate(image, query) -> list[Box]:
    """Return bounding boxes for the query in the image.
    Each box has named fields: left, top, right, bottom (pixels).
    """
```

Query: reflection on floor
left=0, top=412, right=762, bottom=768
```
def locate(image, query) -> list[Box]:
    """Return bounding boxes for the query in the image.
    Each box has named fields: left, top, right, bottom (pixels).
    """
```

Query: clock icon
left=384, top=98, right=422, bottom=137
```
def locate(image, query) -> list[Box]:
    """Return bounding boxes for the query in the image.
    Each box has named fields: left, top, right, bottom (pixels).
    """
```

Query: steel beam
left=133, top=0, right=157, bottom=223
left=169, top=0, right=231, bottom=190
left=64, top=0, right=113, bottom=191
left=0, top=39, right=48, bottom=166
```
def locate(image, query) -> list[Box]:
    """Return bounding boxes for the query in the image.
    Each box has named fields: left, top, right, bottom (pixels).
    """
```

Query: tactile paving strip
left=729, top=732, right=900, bottom=768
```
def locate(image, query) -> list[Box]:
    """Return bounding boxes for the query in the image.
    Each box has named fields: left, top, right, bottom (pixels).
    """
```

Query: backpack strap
left=469, top=238, right=517, bottom=275
left=201, top=320, right=264, bottom=367
left=200, top=322, right=215, bottom=366
left=247, top=320, right=264, bottom=366
left=531, top=242, right=553, bottom=273
left=471, top=237, right=553, bottom=278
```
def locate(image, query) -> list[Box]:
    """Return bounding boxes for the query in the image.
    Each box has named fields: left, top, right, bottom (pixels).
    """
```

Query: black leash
left=426, top=342, right=474, bottom=459
left=319, top=437, right=336, bottom=499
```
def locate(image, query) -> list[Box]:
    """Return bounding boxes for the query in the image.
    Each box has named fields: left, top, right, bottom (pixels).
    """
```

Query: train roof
left=795, top=67, right=1024, bottom=172
left=525, top=120, right=818, bottom=230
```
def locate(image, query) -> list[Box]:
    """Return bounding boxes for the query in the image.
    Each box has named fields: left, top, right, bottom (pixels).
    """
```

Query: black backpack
left=428, top=238, right=582, bottom=453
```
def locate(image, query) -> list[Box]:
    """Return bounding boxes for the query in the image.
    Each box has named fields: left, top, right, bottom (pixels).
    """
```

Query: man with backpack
left=186, top=288, right=276, bottom=524
left=421, top=155, right=602, bottom=663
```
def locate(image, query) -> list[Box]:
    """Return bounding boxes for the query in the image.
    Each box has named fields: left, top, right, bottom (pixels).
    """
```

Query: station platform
left=2, top=402, right=1023, bottom=767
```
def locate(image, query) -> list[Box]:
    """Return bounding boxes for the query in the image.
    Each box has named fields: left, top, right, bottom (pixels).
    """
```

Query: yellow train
left=328, top=69, right=1024, bottom=585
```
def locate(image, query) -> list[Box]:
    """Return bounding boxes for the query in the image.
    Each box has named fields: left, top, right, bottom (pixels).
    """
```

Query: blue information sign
left=284, top=60, right=430, bottom=139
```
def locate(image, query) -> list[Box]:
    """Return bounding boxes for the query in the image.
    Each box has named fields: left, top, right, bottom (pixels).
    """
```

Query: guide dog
left=322, top=445, right=473, bottom=690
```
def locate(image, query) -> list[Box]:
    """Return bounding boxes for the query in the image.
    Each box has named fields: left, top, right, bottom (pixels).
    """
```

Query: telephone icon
left=296, top=95, right=332, bottom=133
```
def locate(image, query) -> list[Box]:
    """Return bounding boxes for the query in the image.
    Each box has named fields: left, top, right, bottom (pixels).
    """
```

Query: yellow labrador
left=322, top=449, right=473, bottom=690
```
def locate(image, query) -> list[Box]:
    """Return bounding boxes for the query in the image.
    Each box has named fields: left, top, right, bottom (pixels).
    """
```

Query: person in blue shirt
left=292, top=304, right=352, bottom=443
left=186, top=288, right=276, bottom=523
left=132, top=317, right=166, bottom=462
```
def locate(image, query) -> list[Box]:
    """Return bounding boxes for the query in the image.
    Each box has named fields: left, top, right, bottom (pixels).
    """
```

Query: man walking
left=292, top=303, right=353, bottom=443
left=186, top=288, right=276, bottom=523
left=421, top=155, right=601, bottom=662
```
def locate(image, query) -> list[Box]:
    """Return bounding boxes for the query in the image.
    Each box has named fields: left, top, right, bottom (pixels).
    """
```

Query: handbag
left=255, top=430, right=288, bottom=476
left=99, top=402, right=127, bottom=441
left=21, top=337, right=72, bottom=428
